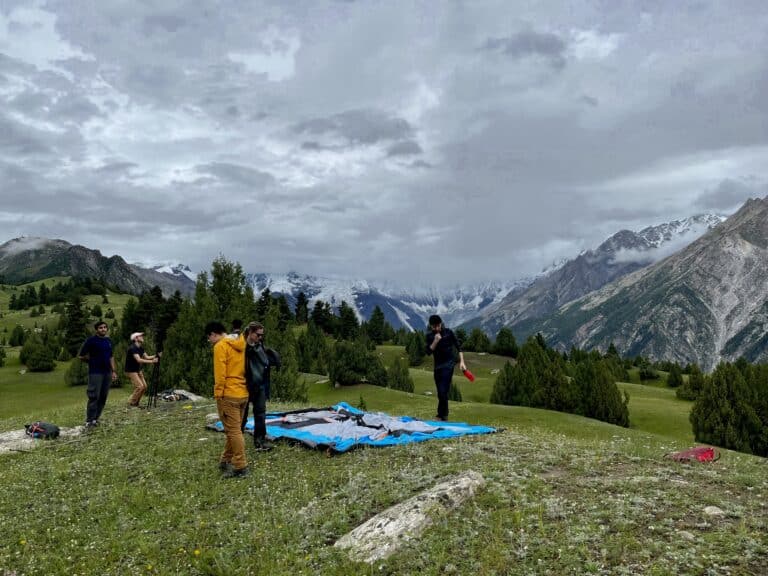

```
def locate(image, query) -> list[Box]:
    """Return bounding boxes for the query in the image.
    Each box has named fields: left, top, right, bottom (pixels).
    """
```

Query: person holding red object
left=425, top=314, right=467, bottom=422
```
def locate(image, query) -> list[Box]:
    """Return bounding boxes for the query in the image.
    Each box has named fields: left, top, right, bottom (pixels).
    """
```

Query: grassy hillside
left=0, top=279, right=134, bottom=341
left=1, top=356, right=766, bottom=574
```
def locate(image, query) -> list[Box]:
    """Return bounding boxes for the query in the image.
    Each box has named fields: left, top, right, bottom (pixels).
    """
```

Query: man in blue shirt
left=79, top=321, right=117, bottom=428
left=425, top=314, right=466, bottom=421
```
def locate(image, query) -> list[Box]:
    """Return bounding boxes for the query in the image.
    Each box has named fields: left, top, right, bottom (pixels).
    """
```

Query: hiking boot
left=218, top=461, right=233, bottom=473
left=254, top=438, right=274, bottom=452
left=223, top=466, right=250, bottom=479
left=85, top=420, right=98, bottom=429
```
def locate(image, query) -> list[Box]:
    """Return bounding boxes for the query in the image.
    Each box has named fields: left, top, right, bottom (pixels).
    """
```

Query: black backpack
left=24, top=421, right=61, bottom=439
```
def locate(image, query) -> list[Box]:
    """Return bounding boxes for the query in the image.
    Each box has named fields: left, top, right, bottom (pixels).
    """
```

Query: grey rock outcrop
left=334, top=470, right=486, bottom=563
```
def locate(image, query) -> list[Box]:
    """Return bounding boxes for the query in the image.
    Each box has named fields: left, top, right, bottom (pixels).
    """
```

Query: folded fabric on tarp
left=207, top=401, right=497, bottom=453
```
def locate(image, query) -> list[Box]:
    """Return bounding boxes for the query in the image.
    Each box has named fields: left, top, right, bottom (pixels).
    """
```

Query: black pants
left=86, top=372, right=111, bottom=422
left=241, top=385, right=267, bottom=442
left=433, top=365, right=453, bottom=420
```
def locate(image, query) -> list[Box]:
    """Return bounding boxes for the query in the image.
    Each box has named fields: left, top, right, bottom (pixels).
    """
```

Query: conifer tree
left=388, top=356, right=414, bottom=392
left=296, top=320, right=329, bottom=375
left=10, top=325, right=26, bottom=347
left=492, top=327, right=518, bottom=357
left=366, top=305, right=387, bottom=345
left=295, top=291, right=309, bottom=324
left=667, top=363, right=684, bottom=388
left=691, top=362, right=761, bottom=454
left=490, top=361, right=517, bottom=405
left=406, top=330, right=425, bottom=366
left=465, top=328, right=491, bottom=353
left=63, top=293, right=88, bottom=357
left=337, top=301, right=360, bottom=341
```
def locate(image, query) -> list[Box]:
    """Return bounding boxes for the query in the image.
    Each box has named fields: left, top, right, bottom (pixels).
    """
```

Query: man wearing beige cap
left=125, top=332, right=159, bottom=407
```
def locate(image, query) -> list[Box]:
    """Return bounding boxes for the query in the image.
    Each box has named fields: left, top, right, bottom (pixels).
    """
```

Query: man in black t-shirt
left=79, top=321, right=118, bottom=427
left=425, top=314, right=466, bottom=422
left=125, top=332, right=159, bottom=407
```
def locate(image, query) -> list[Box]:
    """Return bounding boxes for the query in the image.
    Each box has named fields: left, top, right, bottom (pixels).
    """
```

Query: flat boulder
left=334, top=469, right=485, bottom=563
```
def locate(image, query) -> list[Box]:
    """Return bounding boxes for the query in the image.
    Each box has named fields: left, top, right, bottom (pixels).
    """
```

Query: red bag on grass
left=666, top=446, right=720, bottom=463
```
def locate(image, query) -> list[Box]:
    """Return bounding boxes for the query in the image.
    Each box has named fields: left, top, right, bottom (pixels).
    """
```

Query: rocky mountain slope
left=472, top=214, right=724, bottom=335
left=538, top=198, right=768, bottom=369
left=0, top=237, right=195, bottom=296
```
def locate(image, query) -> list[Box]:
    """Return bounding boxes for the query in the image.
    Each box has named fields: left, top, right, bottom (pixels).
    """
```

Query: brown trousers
left=216, top=396, right=249, bottom=470
left=126, top=372, right=147, bottom=406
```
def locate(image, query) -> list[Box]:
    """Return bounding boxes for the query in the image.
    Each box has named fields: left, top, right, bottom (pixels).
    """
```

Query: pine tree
left=10, top=325, right=26, bottom=347
left=388, top=356, right=415, bottom=392
left=367, top=305, right=387, bottom=345
left=406, top=331, right=425, bottom=366
left=337, top=301, right=359, bottom=341
left=667, top=363, right=684, bottom=388
left=492, top=327, right=518, bottom=357
left=574, top=358, right=630, bottom=427
left=63, top=293, right=89, bottom=357
left=691, top=362, right=761, bottom=455
left=490, top=361, right=517, bottom=405
left=296, top=320, right=329, bottom=375
left=465, top=328, right=491, bottom=353
left=295, top=292, right=309, bottom=324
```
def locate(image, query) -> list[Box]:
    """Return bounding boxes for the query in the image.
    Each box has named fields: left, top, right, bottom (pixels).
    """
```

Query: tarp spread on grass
left=208, top=402, right=497, bottom=453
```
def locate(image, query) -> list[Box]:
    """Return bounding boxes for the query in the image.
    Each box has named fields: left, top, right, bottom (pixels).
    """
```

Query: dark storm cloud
left=292, top=109, right=414, bottom=147
left=482, top=29, right=567, bottom=69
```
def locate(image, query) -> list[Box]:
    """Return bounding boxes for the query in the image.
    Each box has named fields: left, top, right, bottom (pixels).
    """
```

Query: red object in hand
left=462, top=369, right=475, bottom=382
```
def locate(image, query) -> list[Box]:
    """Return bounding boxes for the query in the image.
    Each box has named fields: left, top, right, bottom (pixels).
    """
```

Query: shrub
left=388, top=357, right=414, bottom=393
left=21, top=335, right=55, bottom=372
left=65, top=358, right=89, bottom=386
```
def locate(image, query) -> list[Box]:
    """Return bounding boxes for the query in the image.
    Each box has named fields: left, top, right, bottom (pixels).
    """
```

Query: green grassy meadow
left=2, top=339, right=767, bottom=574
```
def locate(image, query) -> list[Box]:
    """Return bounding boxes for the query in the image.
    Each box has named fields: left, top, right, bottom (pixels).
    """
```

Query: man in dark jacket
left=242, top=322, right=276, bottom=451
left=425, top=314, right=466, bottom=421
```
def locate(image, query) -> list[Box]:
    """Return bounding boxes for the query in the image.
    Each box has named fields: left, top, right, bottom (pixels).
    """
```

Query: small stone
left=703, top=506, right=725, bottom=517
left=678, top=531, right=696, bottom=541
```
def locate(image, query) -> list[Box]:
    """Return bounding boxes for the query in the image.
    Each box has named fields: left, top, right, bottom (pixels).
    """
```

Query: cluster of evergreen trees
left=7, top=277, right=111, bottom=311
left=689, top=360, right=768, bottom=456
left=490, top=335, right=630, bottom=427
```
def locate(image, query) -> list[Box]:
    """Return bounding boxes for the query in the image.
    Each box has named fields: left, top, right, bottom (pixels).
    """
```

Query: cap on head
left=130, top=332, right=144, bottom=342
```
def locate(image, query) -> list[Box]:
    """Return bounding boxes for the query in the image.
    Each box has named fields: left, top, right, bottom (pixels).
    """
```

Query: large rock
left=334, top=470, right=486, bottom=563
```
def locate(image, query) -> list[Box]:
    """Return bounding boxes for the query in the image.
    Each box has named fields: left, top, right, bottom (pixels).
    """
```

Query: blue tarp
left=208, top=402, right=497, bottom=453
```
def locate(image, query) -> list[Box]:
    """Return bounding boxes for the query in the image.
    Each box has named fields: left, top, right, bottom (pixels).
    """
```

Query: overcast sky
left=2, top=1, right=767, bottom=285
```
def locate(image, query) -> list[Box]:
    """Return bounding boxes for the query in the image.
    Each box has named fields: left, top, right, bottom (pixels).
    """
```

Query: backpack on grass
left=665, top=446, right=720, bottom=463
left=24, top=421, right=60, bottom=440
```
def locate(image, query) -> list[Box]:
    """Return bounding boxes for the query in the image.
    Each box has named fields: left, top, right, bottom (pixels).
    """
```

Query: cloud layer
left=2, top=1, right=768, bottom=284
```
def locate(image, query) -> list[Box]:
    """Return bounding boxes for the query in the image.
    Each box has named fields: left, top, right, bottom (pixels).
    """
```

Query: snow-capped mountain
left=147, top=263, right=197, bottom=282
left=247, top=272, right=529, bottom=331
left=473, top=213, right=726, bottom=335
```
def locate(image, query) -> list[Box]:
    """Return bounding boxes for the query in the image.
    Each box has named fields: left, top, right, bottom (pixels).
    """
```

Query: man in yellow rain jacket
left=205, top=321, right=249, bottom=478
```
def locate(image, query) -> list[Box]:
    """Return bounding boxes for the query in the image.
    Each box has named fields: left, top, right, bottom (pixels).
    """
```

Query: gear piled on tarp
left=665, top=446, right=720, bottom=463
left=207, top=402, right=497, bottom=453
